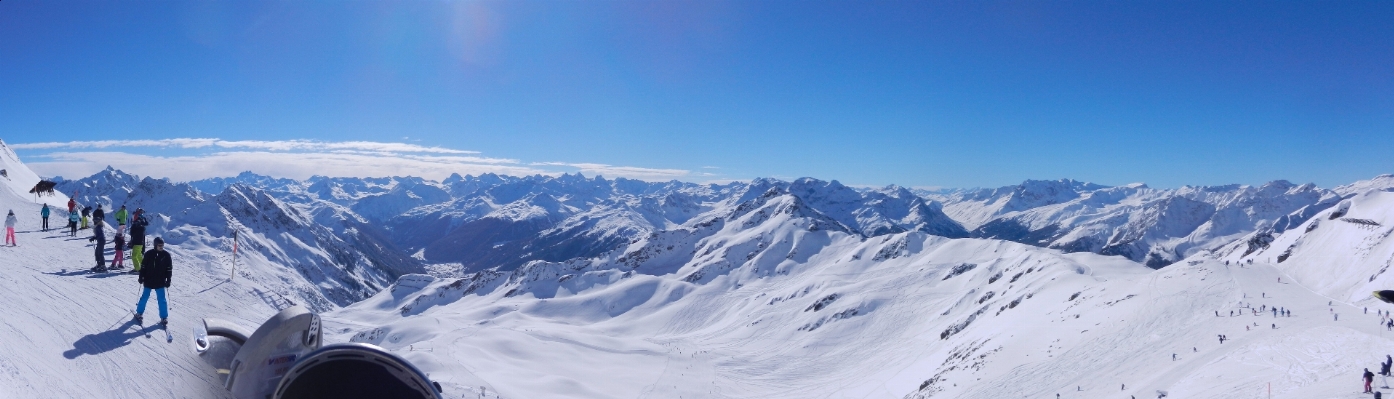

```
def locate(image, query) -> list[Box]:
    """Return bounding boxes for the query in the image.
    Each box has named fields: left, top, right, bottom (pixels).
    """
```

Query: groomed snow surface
left=3, top=152, right=1394, bottom=397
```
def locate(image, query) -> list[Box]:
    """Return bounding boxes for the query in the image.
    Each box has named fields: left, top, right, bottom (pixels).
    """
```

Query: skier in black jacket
left=128, top=210, right=148, bottom=274
left=88, top=218, right=106, bottom=271
left=134, top=237, right=172, bottom=325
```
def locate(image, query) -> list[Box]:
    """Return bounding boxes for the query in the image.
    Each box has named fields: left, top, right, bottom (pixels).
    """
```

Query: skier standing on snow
left=128, top=209, right=148, bottom=274
left=92, top=204, right=104, bottom=226
left=1365, top=368, right=1375, bottom=393
left=67, top=209, right=78, bottom=237
left=110, top=233, right=125, bottom=270
left=40, top=204, right=49, bottom=232
left=88, top=218, right=106, bottom=272
left=134, top=237, right=172, bottom=325
left=114, top=205, right=128, bottom=236
left=4, top=210, right=16, bottom=246
left=80, top=205, right=90, bottom=230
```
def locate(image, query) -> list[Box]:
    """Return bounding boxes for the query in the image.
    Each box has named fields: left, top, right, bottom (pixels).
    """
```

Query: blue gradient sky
left=1, top=1, right=1391, bottom=188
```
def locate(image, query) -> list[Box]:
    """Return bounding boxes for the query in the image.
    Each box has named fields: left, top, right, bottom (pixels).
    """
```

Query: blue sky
left=1, top=1, right=1391, bottom=189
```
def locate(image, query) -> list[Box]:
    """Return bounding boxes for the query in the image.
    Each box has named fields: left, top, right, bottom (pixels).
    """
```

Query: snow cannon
left=195, top=306, right=443, bottom=399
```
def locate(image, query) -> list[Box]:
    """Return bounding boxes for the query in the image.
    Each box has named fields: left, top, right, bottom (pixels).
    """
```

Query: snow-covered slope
left=0, top=139, right=68, bottom=209
left=1225, top=187, right=1394, bottom=305
left=928, top=179, right=1341, bottom=267
left=55, top=171, right=422, bottom=310
left=323, top=182, right=1394, bottom=398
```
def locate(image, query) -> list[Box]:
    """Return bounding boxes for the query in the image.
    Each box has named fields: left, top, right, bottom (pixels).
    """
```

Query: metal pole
left=229, top=230, right=237, bottom=281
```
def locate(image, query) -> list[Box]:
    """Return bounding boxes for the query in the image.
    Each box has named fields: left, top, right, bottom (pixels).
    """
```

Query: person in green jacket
left=114, top=205, right=129, bottom=236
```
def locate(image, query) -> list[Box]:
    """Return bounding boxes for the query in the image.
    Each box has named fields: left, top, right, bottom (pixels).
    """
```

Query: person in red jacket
left=1365, top=368, right=1375, bottom=393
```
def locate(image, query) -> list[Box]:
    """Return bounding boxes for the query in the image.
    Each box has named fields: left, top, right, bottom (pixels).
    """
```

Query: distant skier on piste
left=128, top=209, right=148, bottom=275
left=39, top=204, right=49, bottom=232
left=66, top=196, right=75, bottom=214
left=134, top=237, right=171, bottom=326
left=4, top=210, right=16, bottom=246
left=67, top=209, right=78, bottom=237
left=80, top=205, right=90, bottom=230
left=1365, top=368, right=1375, bottom=393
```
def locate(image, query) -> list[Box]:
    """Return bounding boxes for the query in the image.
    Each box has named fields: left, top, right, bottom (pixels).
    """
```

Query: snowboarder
left=1366, top=368, right=1376, bottom=393
left=88, top=218, right=106, bottom=271
left=110, top=233, right=125, bottom=270
left=114, top=205, right=128, bottom=236
left=134, top=237, right=172, bottom=325
left=67, top=209, right=78, bottom=237
left=4, top=210, right=16, bottom=246
left=128, top=209, right=148, bottom=274
left=40, top=204, right=49, bottom=232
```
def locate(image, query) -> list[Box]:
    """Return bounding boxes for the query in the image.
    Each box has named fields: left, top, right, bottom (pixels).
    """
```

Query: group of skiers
left=82, top=203, right=148, bottom=274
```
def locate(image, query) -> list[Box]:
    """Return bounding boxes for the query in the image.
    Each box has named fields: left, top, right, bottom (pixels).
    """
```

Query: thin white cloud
left=701, top=166, right=720, bottom=169
left=30, top=151, right=546, bottom=182
left=12, top=138, right=477, bottom=154
left=11, top=138, right=220, bottom=150
left=531, top=162, right=690, bottom=181
left=14, top=138, right=694, bottom=182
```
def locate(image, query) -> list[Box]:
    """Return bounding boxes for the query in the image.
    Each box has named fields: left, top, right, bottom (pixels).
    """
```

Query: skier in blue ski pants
left=134, top=237, right=172, bottom=324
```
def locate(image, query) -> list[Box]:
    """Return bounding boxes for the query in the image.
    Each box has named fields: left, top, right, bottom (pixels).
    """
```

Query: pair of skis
left=135, top=316, right=173, bottom=343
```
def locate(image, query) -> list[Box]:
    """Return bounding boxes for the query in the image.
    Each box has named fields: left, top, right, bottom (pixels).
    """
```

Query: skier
left=67, top=209, right=79, bottom=237
left=114, top=205, right=128, bottom=236
left=1172, top=353, right=1176, bottom=361
left=4, top=210, right=16, bottom=246
left=88, top=218, right=106, bottom=272
left=128, top=209, right=148, bottom=274
left=80, top=205, right=90, bottom=229
left=92, top=204, right=104, bottom=226
left=1366, top=368, right=1375, bottom=393
left=110, top=233, right=125, bottom=270
left=66, top=196, right=75, bottom=214
left=40, top=204, right=49, bottom=232
left=134, top=237, right=172, bottom=326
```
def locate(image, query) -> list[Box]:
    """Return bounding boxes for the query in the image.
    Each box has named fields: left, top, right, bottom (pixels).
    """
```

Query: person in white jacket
left=5, top=210, right=16, bottom=246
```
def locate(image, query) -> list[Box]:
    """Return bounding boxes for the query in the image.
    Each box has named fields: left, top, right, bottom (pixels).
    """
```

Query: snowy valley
left=3, top=138, right=1394, bottom=398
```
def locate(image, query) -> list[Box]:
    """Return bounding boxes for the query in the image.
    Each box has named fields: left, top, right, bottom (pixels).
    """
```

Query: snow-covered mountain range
left=922, top=178, right=1345, bottom=267
left=7, top=136, right=1394, bottom=398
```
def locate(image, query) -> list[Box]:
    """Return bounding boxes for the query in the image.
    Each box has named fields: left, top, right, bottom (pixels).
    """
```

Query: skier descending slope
left=39, top=204, right=48, bottom=232
left=134, top=237, right=171, bottom=326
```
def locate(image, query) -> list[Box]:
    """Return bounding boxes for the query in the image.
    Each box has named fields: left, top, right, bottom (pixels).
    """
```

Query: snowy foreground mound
left=326, top=187, right=1394, bottom=398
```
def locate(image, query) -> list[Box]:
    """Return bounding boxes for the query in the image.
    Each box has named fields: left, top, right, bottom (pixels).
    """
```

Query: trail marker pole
left=230, top=230, right=238, bottom=281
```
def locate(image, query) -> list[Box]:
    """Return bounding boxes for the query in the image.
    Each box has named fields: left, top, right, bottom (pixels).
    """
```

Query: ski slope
left=322, top=189, right=1394, bottom=399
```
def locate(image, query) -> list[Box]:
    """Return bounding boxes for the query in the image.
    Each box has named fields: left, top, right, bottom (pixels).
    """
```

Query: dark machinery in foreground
left=196, top=306, right=442, bottom=399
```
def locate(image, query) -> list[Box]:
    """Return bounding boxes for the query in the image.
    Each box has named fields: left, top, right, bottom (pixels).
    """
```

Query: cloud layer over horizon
left=9, top=138, right=700, bottom=183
